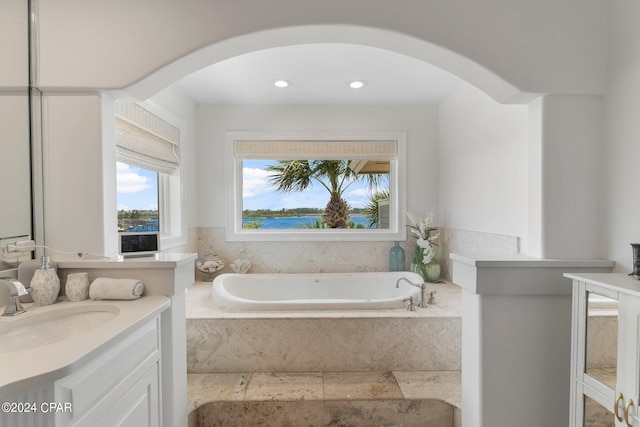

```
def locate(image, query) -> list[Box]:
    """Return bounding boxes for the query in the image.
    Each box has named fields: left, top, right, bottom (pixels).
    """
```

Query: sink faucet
left=1, top=278, right=28, bottom=316
left=396, top=277, right=427, bottom=308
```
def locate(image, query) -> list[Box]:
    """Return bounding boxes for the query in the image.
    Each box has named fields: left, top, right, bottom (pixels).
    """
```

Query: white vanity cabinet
left=55, top=317, right=161, bottom=426
left=567, top=273, right=640, bottom=427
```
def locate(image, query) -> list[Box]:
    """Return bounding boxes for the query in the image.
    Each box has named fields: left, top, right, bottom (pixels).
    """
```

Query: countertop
left=0, top=295, right=170, bottom=396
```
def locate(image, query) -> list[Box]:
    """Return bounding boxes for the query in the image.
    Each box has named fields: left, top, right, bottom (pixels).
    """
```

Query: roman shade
left=115, top=103, right=180, bottom=174
left=233, top=139, right=398, bottom=160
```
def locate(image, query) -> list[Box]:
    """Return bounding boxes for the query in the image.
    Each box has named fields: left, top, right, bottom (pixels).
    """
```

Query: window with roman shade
left=226, top=131, right=407, bottom=242
left=115, top=103, right=180, bottom=174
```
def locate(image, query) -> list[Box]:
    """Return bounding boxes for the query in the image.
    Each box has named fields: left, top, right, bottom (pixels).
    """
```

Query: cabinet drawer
left=55, top=318, right=159, bottom=425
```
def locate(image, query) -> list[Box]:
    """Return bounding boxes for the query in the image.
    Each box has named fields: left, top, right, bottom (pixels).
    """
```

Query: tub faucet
left=396, top=277, right=427, bottom=308
left=403, top=296, right=416, bottom=311
left=1, top=278, right=28, bottom=316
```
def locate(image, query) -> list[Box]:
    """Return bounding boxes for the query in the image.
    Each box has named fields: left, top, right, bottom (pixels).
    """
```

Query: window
left=115, top=102, right=185, bottom=248
left=117, top=162, right=159, bottom=232
left=226, top=131, right=407, bottom=241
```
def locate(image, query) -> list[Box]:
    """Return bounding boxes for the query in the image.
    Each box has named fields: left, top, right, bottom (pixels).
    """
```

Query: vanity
left=566, top=273, right=640, bottom=427
left=0, top=253, right=196, bottom=427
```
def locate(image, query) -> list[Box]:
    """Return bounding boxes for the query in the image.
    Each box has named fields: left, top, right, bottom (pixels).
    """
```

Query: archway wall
left=37, top=0, right=606, bottom=102
left=33, top=1, right=608, bottom=261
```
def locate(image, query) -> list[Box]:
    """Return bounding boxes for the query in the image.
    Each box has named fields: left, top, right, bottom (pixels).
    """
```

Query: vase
left=66, top=272, right=90, bottom=301
left=631, top=243, right=640, bottom=279
left=410, top=245, right=441, bottom=282
left=389, top=242, right=405, bottom=271
left=30, top=257, right=60, bottom=306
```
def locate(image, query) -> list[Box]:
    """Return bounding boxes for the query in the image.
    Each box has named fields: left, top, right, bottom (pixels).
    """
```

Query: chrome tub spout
left=395, top=277, right=427, bottom=308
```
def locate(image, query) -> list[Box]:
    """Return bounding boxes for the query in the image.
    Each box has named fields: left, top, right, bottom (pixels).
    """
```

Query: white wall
left=196, top=104, right=438, bottom=228
left=147, top=86, right=199, bottom=233
left=40, top=86, right=197, bottom=257
left=36, top=0, right=606, bottom=102
left=603, top=1, right=640, bottom=272
left=438, top=83, right=528, bottom=245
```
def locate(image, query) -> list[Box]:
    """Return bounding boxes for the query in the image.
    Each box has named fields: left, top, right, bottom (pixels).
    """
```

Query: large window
left=226, top=131, right=406, bottom=241
left=115, top=102, right=185, bottom=248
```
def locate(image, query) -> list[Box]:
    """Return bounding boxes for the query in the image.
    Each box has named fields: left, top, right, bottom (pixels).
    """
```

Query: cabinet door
left=571, top=281, right=620, bottom=426
left=616, top=293, right=640, bottom=427
left=93, top=363, right=159, bottom=427
left=584, top=286, right=619, bottom=394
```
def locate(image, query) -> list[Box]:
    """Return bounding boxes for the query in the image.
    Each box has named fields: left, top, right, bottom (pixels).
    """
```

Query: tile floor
left=188, top=370, right=461, bottom=427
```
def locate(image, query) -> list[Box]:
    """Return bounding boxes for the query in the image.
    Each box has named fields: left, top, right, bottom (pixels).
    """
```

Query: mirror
left=583, top=395, right=615, bottom=427
left=585, top=291, right=618, bottom=389
left=0, top=2, right=32, bottom=269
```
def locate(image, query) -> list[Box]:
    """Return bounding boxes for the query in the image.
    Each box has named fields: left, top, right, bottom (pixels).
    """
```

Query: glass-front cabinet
left=567, top=273, right=640, bottom=427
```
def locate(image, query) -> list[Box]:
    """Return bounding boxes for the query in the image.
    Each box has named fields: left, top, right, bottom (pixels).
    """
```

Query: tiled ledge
left=188, top=371, right=461, bottom=426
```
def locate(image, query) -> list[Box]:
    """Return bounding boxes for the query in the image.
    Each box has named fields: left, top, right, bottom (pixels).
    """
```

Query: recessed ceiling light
left=273, top=80, right=291, bottom=88
left=349, top=80, right=367, bottom=89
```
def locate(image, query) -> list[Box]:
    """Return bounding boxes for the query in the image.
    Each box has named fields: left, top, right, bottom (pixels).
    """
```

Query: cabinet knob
left=616, top=393, right=625, bottom=422
left=624, top=398, right=635, bottom=427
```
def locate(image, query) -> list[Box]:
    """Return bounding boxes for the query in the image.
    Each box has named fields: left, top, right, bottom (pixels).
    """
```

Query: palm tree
left=363, top=189, right=390, bottom=229
left=265, top=160, right=384, bottom=228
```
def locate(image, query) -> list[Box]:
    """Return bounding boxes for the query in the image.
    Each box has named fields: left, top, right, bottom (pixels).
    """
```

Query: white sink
left=0, top=305, right=119, bottom=353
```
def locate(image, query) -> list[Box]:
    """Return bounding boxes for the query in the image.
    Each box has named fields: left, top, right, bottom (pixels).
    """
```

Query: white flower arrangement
left=404, top=210, right=439, bottom=264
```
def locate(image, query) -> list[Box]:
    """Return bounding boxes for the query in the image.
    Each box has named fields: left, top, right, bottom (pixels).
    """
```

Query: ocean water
left=242, top=215, right=373, bottom=229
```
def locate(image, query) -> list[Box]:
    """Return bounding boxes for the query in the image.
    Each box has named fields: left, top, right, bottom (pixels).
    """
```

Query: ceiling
left=176, top=43, right=464, bottom=105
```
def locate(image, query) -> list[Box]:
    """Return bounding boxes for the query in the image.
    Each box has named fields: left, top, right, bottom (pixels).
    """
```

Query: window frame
left=116, top=100, right=187, bottom=250
left=225, top=131, right=407, bottom=242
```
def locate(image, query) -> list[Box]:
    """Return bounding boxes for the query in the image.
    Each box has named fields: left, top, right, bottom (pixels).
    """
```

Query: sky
left=115, top=160, right=387, bottom=212
left=242, top=160, right=386, bottom=211
left=116, top=162, right=158, bottom=211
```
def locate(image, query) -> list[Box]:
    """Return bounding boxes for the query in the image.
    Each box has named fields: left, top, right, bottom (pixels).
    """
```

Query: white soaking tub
left=211, top=271, right=424, bottom=310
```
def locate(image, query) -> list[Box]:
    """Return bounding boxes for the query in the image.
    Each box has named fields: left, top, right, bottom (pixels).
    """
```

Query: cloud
left=243, top=167, right=272, bottom=198
left=116, top=163, right=153, bottom=194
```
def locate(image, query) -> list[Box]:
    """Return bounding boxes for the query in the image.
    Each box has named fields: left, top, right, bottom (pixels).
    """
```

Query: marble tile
left=187, top=319, right=271, bottom=373
left=409, top=317, right=462, bottom=370
left=439, top=227, right=520, bottom=280
left=228, top=319, right=323, bottom=370
left=193, top=226, right=402, bottom=275
left=402, top=399, right=455, bottom=427
left=323, top=400, right=453, bottom=427
left=244, top=372, right=324, bottom=401
left=454, top=407, right=462, bottom=427
left=196, top=401, right=326, bottom=427
left=187, top=373, right=250, bottom=406
left=323, top=400, right=404, bottom=427
left=393, top=370, right=462, bottom=408
left=323, top=371, right=404, bottom=400
left=323, top=318, right=419, bottom=369
left=287, top=326, right=360, bottom=371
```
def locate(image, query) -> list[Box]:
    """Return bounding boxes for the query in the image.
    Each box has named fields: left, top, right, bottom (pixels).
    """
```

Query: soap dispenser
left=30, top=256, right=60, bottom=306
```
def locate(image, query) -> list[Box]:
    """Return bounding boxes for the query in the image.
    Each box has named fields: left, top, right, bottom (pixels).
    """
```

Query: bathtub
left=211, top=271, right=424, bottom=310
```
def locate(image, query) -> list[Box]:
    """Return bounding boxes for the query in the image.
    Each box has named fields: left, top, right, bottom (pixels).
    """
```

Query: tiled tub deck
left=186, top=281, right=462, bottom=426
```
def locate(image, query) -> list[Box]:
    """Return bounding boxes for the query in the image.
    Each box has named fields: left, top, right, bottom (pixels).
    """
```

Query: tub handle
left=428, top=290, right=437, bottom=305
left=403, top=296, right=416, bottom=311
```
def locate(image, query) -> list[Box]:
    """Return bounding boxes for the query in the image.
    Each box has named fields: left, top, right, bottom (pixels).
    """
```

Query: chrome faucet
left=396, top=277, right=427, bottom=308
left=1, top=278, right=28, bottom=316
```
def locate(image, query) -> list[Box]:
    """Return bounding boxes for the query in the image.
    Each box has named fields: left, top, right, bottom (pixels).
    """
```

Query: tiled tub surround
left=189, top=226, right=520, bottom=282
left=186, top=281, right=461, bottom=373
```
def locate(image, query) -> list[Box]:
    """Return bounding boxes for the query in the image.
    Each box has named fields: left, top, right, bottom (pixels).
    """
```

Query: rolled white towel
left=89, top=278, right=144, bottom=300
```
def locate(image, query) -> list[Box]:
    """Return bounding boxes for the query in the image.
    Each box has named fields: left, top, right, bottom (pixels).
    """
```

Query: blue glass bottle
left=389, top=242, right=405, bottom=271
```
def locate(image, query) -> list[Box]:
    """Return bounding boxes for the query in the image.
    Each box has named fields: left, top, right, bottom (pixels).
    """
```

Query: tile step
left=188, top=370, right=461, bottom=407
left=188, top=371, right=461, bottom=427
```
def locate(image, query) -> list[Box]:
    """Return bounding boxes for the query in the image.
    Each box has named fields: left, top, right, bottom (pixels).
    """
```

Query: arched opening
left=111, top=23, right=536, bottom=264
left=123, top=24, right=535, bottom=105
